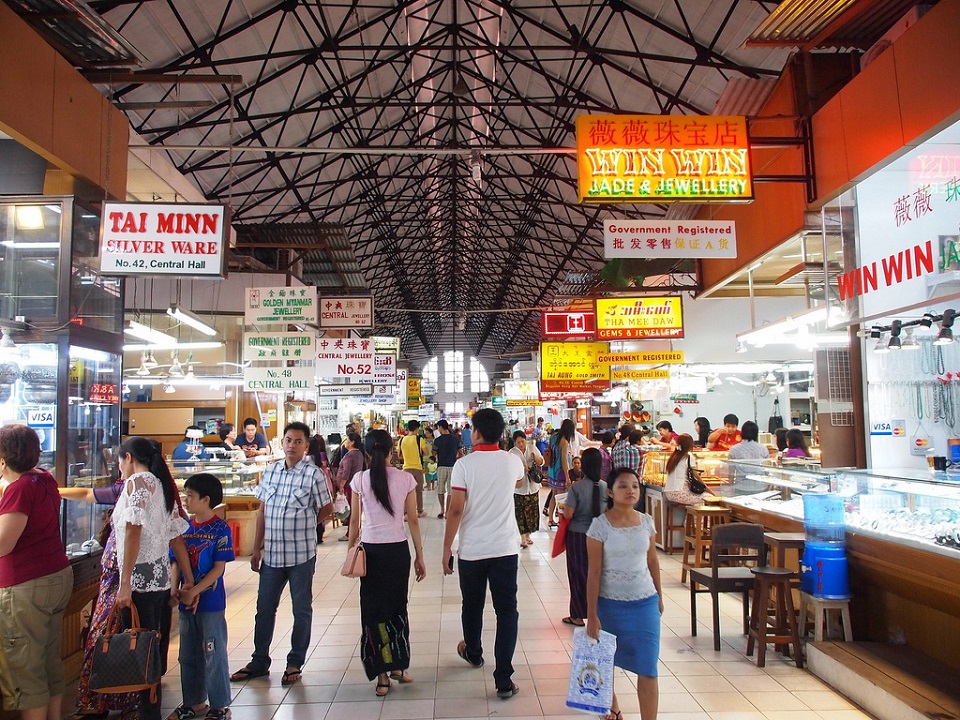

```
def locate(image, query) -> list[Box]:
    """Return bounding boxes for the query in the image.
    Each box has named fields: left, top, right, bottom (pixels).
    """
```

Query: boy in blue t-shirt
left=170, top=473, right=235, bottom=720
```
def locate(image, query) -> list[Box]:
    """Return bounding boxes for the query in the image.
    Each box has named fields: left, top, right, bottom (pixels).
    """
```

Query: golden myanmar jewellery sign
left=576, top=114, right=753, bottom=202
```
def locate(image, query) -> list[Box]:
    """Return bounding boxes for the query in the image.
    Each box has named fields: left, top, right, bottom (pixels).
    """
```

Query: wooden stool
left=681, top=506, right=731, bottom=583
left=746, top=567, right=803, bottom=668
left=798, top=591, right=853, bottom=642
left=664, top=497, right=687, bottom=554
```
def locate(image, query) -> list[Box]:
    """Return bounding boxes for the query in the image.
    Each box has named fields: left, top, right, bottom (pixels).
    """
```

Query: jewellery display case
left=168, top=456, right=267, bottom=497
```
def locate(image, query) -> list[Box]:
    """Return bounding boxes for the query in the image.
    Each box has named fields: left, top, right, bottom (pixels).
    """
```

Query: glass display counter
left=168, top=456, right=267, bottom=497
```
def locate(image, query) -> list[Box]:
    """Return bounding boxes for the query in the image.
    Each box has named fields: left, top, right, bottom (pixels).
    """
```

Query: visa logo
left=870, top=421, right=892, bottom=436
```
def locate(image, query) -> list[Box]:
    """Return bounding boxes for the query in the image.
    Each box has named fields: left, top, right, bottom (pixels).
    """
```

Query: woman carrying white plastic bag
left=585, top=467, right=664, bottom=720
left=566, top=627, right=617, bottom=714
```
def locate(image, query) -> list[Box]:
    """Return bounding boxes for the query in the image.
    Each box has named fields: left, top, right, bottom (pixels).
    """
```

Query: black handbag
left=89, top=603, right=162, bottom=702
left=527, top=460, right=543, bottom=485
left=768, top=398, right=784, bottom=434
left=686, top=458, right=707, bottom=495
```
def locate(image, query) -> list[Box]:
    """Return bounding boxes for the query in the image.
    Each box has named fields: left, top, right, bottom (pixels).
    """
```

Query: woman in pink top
left=347, top=430, right=426, bottom=697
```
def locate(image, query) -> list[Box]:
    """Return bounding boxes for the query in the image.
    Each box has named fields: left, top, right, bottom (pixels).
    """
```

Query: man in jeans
left=230, top=422, right=333, bottom=686
left=432, top=419, right=462, bottom=518
left=442, top=408, right=525, bottom=699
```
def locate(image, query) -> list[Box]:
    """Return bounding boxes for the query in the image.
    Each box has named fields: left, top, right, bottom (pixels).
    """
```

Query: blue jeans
left=179, top=610, right=230, bottom=709
left=458, top=554, right=518, bottom=691
left=251, top=557, right=316, bottom=672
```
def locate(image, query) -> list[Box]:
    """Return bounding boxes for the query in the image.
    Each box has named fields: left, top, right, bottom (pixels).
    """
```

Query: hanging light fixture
left=135, top=357, right=151, bottom=376
left=168, top=351, right=184, bottom=377
left=935, top=309, right=957, bottom=345
left=167, top=304, right=218, bottom=337
left=0, top=329, right=15, bottom=348
left=901, top=328, right=920, bottom=350
left=163, top=381, right=176, bottom=394
left=888, top=319, right=903, bottom=350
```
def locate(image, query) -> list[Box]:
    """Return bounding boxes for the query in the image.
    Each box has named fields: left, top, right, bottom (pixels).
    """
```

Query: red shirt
left=714, top=431, right=743, bottom=452
left=0, top=468, right=70, bottom=587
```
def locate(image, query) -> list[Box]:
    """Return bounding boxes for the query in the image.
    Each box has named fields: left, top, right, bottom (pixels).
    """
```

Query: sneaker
left=204, top=710, right=231, bottom=720
left=171, top=706, right=204, bottom=720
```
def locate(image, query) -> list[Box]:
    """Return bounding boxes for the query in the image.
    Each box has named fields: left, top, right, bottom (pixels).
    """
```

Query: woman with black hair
left=113, top=436, right=190, bottom=720
left=664, top=434, right=707, bottom=506
left=693, top=417, right=712, bottom=449
left=560, top=447, right=607, bottom=627
left=347, top=429, right=426, bottom=697
left=308, top=435, right=335, bottom=544
left=545, top=418, right=576, bottom=527
left=335, top=432, right=365, bottom=541
left=509, top=430, right=543, bottom=548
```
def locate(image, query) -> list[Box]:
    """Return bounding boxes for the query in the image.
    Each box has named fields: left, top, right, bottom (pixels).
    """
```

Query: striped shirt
left=255, top=457, right=332, bottom=568
left=611, top=439, right=632, bottom=469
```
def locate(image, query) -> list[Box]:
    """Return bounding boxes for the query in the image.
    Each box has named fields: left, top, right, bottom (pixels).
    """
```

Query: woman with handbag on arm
left=509, top=430, right=542, bottom=548
left=663, top=434, right=710, bottom=506
left=346, top=430, right=425, bottom=697
left=0, top=425, right=73, bottom=720
left=335, top=432, right=364, bottom=541
left=545, top=419, right=575, bottom=528
left=113, top=437, right=190, bottom=720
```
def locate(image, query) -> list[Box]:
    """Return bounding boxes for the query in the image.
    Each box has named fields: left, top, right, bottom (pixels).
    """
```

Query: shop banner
left=542, top=311, right=597, bottom=340
left=576, top=114, right=752, bottom=203
left=243, top=365, right=315, bottom=392
left=611, top=368, right=671, bottom=380
left=372, top=385, right=399, bottom=404
left=318, top=296, right=374, bottom=329
left=318, top=383, right=373, bottom=397
left=99, top=202, right=227, bottom=277
left=243, top=332, right=316, bottom=361
left=503, top=379, right=540, bottom=402
left=373, top=352, right=397, bottom=386
left=245, top=287, right=318, bottom=325
left=603, top=220, right=736, bottom=259
left=598, top=350, right=684, bottom=365
left=373, top=335, right=401, bottom=353
left=316, top=338, right=376, bottom=383
left=540, top=341, right=611, bottom=393
left=407, top=376, right=422, bottom=408
left=395, top=368, right=408, bottom=403
left=595, top=296, right=683, bottom=339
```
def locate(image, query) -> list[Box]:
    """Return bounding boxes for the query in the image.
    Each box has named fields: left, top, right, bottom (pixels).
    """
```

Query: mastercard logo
left=892, top=427, right=905, bottom=436
left=915, top=438, right=929, bottom=447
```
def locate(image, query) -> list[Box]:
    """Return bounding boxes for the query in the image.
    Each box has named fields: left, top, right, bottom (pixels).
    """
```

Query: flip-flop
left=602, top=710, right=622, bottom=720
left=562, top=617, right=585, bottom=626
left=280, top=668, right=302, bottom=686
left=389, top=671, right=414, bottom=683
left=229, top=666, right=268, bottom=682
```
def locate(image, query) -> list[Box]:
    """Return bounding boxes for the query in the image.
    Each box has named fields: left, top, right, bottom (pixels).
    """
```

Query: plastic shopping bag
left=566, top=628, right=617, bottom=715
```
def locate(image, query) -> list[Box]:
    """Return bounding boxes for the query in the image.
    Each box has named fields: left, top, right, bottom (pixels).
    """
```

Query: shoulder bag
left=89, top=603, right=162, bottom=703
left=686, top=457, right=707, bottom=495
left=340, top=481, right=366, bottom=578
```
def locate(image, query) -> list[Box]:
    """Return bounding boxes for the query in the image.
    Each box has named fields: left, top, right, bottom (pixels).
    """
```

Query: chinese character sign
left=603, top=220, right=737, bottom=259
left=245, top=287, right=318, bottom=325
left=540, top=342, right=610, bottom=393
left=576, top=115, right=753, bottom=202
left=595, top=297, right=683, bottom=339
left=316, top=338, right=376, bottom=383
left=542, top=311, right=597, bottom=339
left=243, top=332, right=317, bottom=362
left=318, top=296, right=374, bottom=329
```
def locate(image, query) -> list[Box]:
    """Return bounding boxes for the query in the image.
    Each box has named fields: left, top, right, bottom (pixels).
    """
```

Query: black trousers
left=457, top=554, right=518, bottom=691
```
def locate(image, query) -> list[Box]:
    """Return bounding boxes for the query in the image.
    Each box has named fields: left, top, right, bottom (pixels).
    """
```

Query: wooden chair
left=689, top=522, right=766, bottom=652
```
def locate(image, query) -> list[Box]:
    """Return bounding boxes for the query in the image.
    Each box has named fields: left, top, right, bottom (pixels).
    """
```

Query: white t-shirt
left=451, top=449, right=524, bottom=560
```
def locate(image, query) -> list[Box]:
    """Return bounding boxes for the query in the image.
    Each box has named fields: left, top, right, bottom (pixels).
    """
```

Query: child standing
left=425, top=457, right=438, bottom=491
left=170, top=473, right=236, bottom=720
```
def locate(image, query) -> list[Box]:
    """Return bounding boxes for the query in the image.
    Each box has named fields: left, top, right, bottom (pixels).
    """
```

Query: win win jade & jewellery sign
left=576, top=115, right=753, bottom=202
left=99, top=202, right=227, bottom=276
left=603, top=220, right=737, bottom=259
left=316, top=338, right=376, bottom=384
left=243, top=332, right=317, bottom=361
left=245, top=287, right=318, bottom=325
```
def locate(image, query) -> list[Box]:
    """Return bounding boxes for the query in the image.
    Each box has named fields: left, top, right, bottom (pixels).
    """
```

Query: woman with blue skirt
left=586, top=467, right=663, bottom=720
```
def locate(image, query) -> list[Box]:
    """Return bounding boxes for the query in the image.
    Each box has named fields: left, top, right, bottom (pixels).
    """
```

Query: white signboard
left=503, top=379, right=540, bottom=402
left=243, top=365, right=315, bottom=392
left=100, top=202, right=226, bottom=276
left=371, top=385, right=398, bottom=404
left=603, top=220, right=737, bottom=259
left=243, top=332, right=316, bottom=361
left=395, top=368, right=408, bottom=403
left=373, top=352, right=397, bottom=386
left=318, top=296, right=374, bottom=329
left=27, top=407, right=56, bottom=428
left=316, top=338, right=376, bottom=383
left=318, top=384, right=373, bottom=397
left=373, top=335, right=401, bottom=354
left=245, top=287, right=318, bottom=325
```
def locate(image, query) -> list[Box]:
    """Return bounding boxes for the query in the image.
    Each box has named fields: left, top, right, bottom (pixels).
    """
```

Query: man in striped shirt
left=610, top=423, right=635, bottom=469
left=231, top=421, right=333, bottom=686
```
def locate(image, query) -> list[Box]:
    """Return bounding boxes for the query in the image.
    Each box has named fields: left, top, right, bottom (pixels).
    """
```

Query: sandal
left=375, top=678, right=390, bottom=697
left=280, top=667, right=302, bottom=686
left=456, top=640, right=484, bottom=667
left=562, top=617, right=585, bottom=627
left=229, top=665, right=269, bottom=682
left=389, top=671, right=413, bottom=683
left=603, top=711, right=622, bottom=720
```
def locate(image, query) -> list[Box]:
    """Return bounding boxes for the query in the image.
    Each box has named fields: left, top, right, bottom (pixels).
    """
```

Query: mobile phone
left=447, top=555, right=455, bottom=571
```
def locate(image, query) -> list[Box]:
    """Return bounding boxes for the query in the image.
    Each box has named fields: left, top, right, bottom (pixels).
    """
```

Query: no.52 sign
left=316, top=339, right=375, bottom=384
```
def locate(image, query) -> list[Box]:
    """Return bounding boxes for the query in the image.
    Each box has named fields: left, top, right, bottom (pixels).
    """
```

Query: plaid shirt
left=255, top=457, right=332, bottom=568
left=610, top=439, right=632, bottom=469
left=623, top=444, right=642, bottom=474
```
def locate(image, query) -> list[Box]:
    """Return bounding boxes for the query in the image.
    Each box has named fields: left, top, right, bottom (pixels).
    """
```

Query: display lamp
left=888, top=320, right=903, bottom=350
left=935, top=309, right=957, bottom=346
left=163, top=382, right=176, bottom=394
left=874, top=334, right=890, bottom=354
left=735, top=342, right=748, bottom=354
left=0, top=329, right=14, bottom=349
left=901, top=328, right=920, bottom=350
left=167, top=304, right=217, bottom=337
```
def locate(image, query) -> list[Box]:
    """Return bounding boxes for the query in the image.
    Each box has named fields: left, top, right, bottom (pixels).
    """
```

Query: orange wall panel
left=811, top=96, right=848, bottom=198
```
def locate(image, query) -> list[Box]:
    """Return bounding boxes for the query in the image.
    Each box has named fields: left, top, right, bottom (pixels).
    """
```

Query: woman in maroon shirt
left=0, top=424, right=72, bottom=720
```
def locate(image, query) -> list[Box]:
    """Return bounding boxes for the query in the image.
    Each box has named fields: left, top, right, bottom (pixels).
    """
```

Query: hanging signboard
left=395, top=368, right=408, bottom=403
left=372, top=335, right=401, bottom=354
left=316, top=338, right=376, bottom=383
left=243, top=332, right=316, bottom=361
left=603, top=220, right=737, bottom=259
left=542, top=311, right=597, bottom=340
left=245, top=287, right=318, bottom=325
left=407, top=377, right=422, bottom=408
left=576, top=114, right=752, bottom=203
left=243, top=365, right=315, bottom=392
left=372, top=384, right=398, bottom=404
left=503, top=380, right=541, bottom=404
left=540, top=341, right=610, bottom=393
left=318, top=384, right=373, bottom=397
left=373, top=352, right=398, bottom=386
left=595, top=296, right=683, bottom=339
left=99, top=202, right=227, bottom=277
left=318, top=296, right=374, bottom=329
left=612, top=368, right=671, bottom=380
left=598, top=350, right=684, bottom=365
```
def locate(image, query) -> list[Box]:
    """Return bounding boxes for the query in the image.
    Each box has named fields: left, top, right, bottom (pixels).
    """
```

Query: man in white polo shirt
left=442, top=408, right=525, bottom=700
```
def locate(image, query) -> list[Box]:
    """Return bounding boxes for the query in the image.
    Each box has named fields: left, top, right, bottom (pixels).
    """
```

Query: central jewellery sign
left=316, top=338, right=376, bottom=384
left=576, top=114, right=752, bottom=203
left=595, top=297, right=683, bottom=339
left=318, top=296, right=374, bottom=329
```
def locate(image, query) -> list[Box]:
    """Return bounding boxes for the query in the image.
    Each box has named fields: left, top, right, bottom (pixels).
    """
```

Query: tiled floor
left=122, top=502, right=875, bottom=720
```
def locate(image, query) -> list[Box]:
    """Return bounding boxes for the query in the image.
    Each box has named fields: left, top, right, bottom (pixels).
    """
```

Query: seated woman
left=663, top=434, right=709, bottom=506
left=783, top=428, right=813, bottom=458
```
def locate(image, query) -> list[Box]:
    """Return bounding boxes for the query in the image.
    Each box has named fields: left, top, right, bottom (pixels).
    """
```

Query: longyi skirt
left=597, top=594, right=660, bottom=677
left=358, top=541, right=411, bottom=680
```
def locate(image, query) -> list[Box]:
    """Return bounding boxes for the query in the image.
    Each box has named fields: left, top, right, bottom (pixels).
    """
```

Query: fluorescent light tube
left=167, top=304, right=217, bottom=337
left=124, top=321, right=176, bottom=345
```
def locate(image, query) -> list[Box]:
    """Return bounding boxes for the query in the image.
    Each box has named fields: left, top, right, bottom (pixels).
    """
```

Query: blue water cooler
left=801, top=493, right=850, bottom=599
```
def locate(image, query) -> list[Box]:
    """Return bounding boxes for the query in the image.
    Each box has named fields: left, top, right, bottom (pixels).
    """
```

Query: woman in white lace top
left=585, top=467, right=663, bottom=720
left=114, top=436, right=190, bottom=720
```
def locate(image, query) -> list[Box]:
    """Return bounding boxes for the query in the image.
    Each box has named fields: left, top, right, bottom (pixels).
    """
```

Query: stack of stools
left=746, top=566, right=803, bottom=668
left=681, top=505, right=731, bottom=583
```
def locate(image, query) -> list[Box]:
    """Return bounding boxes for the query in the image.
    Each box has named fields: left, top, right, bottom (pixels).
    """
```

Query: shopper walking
left=347, top=430, right=425, bottom=696
left=586, top=467, right=663, bottom=720
left=113, top=436, right=191, bottom=720
left=509, top=430, right=543, bottom=548
left=561, top=448, right=607, bottom=628
left=433, top=419, right=462, bottom=518
left=231, top=422, right=333, bottom=687
left=442, top=409, right=525, bottom=700
left=398, top=420, right=431, bottom=517
left=545, top=418, right=575, bottom=527
left=335, top=432, right=365, bottom=541
left=0, top=425, right=73, bottom=720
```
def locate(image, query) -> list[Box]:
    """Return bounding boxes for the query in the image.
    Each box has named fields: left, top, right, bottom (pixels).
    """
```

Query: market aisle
left=149, top=502, right=875, bottom=720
